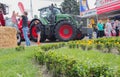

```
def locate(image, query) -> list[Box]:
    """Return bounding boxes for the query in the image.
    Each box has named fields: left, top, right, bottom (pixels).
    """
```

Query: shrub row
left=35, top=51, right=119, bottom=77
left=67, top=37, right=120, bottom=55
left=40, top=42, right=66, bottom=51
left=38, top=37, right=120, bottom=55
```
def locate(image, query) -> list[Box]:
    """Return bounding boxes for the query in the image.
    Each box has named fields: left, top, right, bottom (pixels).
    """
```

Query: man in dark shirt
left=17, top=11, right=30, bottom=46
left=35, top=20, right=41, bottom=45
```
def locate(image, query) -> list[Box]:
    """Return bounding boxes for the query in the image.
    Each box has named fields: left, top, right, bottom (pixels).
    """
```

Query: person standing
left=105, top=19, right=113, bottom=37
left=114, top=20, right=120, bottom=36
left=87, top=21, right=93, bottom=39
left=35, top=20, right=41, bottom=45
left=97, top=20, right=104, bottom=38
left=118, top=21, right=120, bottom=36
left=17, top=11, right=31, bottom=46
left=11, top=11, right=18, bottom=30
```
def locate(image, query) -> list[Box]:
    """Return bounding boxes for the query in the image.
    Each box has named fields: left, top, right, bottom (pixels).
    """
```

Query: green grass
left=54, top=47, right=120, bottom=69
left=0, top=46, right=41, bottom=77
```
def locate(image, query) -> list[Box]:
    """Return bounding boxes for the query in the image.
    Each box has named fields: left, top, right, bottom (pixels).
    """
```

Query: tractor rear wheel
left=55, top=21, right=76, bottom=41
left=30, top=23, right=37, bottom=42
left=30, top=21, right=46, bottom=42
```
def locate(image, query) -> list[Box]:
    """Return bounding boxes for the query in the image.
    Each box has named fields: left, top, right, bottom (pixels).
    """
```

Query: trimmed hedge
left=68, top=37, right=120, bottom=54
left=37, top=37, right=120, bottom=55
left=35, top=50, right=119, bottom=77
left=35, top=37, right=120, bottom=77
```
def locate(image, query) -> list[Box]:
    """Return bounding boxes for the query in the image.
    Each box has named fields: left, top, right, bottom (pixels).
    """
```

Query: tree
left=61, top=0, right=80, bottom=15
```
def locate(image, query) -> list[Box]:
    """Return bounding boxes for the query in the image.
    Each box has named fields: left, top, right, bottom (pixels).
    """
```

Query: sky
left=0, top=0, right=63, bottom=19
left=0, top=0, right=96, bottom=19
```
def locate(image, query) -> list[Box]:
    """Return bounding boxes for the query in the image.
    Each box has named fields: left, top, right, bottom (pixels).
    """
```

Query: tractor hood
left=56, top=14, right=79, bottom=28
left=56, top=14, right=72, bottom=19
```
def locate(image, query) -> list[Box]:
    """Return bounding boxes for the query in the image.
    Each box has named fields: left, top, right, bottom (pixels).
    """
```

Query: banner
left=18, top=2, right=25, bottom=14
left=96, top=0, right=118, bottom=7
left=80, top=0, right=96, bottom=17
left=80, top=0, right=89, bottom=12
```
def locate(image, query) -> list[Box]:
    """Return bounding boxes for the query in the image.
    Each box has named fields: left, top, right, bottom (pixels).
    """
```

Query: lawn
left=0, top=46, right=41, bottom=77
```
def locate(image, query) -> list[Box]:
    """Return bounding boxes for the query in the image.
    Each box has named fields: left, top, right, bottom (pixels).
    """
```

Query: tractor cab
left=39, top=6, right=62, bottom=25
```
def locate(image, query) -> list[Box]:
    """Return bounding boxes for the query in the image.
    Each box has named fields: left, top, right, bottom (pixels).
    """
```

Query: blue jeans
left=22, top=27, right=31, bottom=46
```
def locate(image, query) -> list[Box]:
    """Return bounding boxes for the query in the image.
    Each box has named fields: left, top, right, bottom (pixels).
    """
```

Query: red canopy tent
left=97, top=0, right=120, bottom=15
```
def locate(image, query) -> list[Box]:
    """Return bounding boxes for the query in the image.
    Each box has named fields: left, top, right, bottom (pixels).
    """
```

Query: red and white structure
left=80, top=0, right=120, bottom=18
left=96, top=0, right=120, bottom=15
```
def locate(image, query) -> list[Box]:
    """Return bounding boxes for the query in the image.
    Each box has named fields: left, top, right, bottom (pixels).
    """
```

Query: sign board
left=96, top=0, right=118, bottom=7
left=96, top=0, right=120, bottom=14
left=80, top=0, right=96, bottom=17
left=80, top=8, right=97, bottom=17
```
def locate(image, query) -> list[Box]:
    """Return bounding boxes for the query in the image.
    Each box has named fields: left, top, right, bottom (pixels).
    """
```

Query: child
left=35, top=20, right=41, bottom=45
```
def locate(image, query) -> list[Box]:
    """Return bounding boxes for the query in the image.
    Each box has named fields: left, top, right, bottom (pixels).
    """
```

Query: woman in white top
left=105, top=19, right=113, bottom=37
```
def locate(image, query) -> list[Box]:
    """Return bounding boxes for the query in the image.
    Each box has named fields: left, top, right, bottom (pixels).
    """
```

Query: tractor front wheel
left=30, top=22, right=46, bottom=42
left=30, top=23, right=37, bottom=42
left=55, top=21, right=76, bottom=41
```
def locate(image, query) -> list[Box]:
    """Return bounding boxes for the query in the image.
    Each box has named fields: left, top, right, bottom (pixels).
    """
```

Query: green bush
left=35, top=50, right=118, bottom=77
left=35, top=50, right=45, bottom=65
left=40, top=42, right=66, bottom=51
left=35, top=37, right=120, bottom=77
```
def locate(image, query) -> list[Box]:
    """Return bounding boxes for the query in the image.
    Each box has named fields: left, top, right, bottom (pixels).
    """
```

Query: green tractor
left=30, top=5, right=86, bottom=42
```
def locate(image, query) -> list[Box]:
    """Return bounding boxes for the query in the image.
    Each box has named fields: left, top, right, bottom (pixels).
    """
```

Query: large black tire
left=17, top=33, right=21, bottom=45
left=79, top=34, right=85, bottom=40
left=55, top=21, right=76, bottom=41
left=30, top=21, right=46, bottom=42
left=76, top=34, right=85, bottom=40
left=76, top=31, right=85, bottom=40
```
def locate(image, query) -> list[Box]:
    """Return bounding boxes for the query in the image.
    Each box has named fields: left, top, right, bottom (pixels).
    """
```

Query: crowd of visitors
left=88, top=18, right=120, bottom=39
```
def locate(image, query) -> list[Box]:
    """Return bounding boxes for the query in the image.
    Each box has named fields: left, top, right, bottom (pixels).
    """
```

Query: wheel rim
left=17, top=34, right=21, bottom=43
left=31, top=25, right=38, bottom=38
left=59, top=25, right=73, bottom=39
